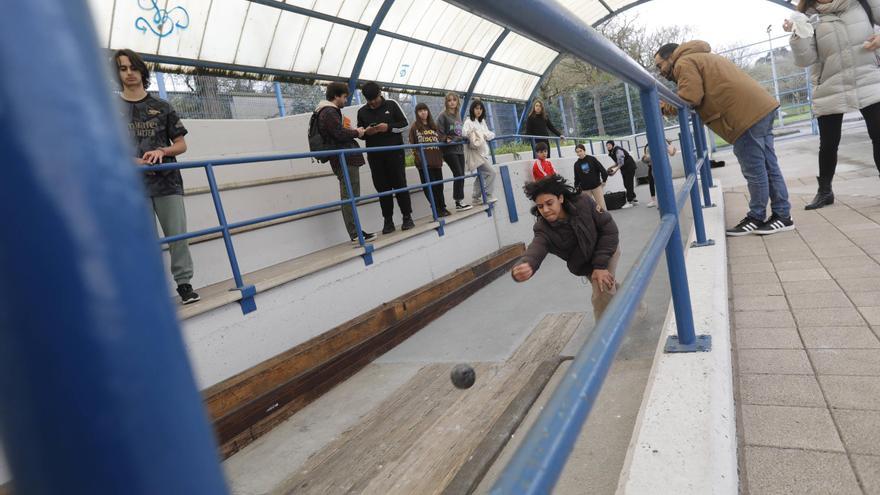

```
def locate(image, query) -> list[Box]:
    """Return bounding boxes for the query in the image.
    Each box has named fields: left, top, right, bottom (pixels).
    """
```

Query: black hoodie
left=356, top=97, right=409, bottom=149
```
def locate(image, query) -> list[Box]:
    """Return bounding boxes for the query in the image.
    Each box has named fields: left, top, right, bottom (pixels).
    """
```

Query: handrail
left=488, top=133, right=637, bottom=161
left=144, top=140, right=492, bottom=313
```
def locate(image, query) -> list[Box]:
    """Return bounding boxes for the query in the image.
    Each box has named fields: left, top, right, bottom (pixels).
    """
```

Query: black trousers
left=417, top=166, right=446, bottom=210
left=647, top=164, right=655, bottom=197
left=367, top=150, right=412, bottom=219
left=817, top=101, right=880, bottom=182
left=622, top=165, right=637, bottom=202
left=443, top=152, right=465, bottom=201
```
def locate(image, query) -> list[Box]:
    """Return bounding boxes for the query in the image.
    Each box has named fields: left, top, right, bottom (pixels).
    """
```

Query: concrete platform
left=716, top=125, right=880, bottom=495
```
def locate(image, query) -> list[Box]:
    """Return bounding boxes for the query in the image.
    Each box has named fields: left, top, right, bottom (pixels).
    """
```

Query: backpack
left=308, top=107, right=334, bottom=163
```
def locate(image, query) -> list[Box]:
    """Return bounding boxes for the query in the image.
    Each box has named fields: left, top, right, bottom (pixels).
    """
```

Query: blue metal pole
left=0, top=1, right=229, bottom=493
left=557, top=95, right=568, bottom=137
left=156, top=71, right=168, bottom=100
left=692, top=116, right=714, bottom=207
left=338, top=152, right=372, bottom=258
left=347, top=0, right=395, bottom=104
left=487, top=101, right=498, bottom=132
left=640, top=88, right=699, bottom=350
left=204, top=164, right=256, bottom=313
left=678, top=113, right=714, bottom=248
left=418, top=147, right=440, bottom=221
left=274, top=81, right=286, bottom=117
left=500, top=165, right=519, bottom=223
left=511, top=103, right=519, bottom=134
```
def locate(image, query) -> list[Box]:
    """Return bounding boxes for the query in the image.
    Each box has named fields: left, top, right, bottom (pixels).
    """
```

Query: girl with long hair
left=525, top=99, right=565, bottom=155
left=408, top=102, right=450, bottom=217
left=435, top=92, right=472, bottom=211
left=462, top=99, right=498, bottom=204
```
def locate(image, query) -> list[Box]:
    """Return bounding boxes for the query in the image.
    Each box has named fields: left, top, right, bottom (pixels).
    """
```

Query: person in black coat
left=524, top=99, right=564, bottom=155
left=573, top=144, right=608, bottom=212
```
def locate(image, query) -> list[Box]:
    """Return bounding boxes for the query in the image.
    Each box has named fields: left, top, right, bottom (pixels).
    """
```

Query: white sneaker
left=621, top=202, right=634, bottom=209
left=647, top=200, right=656, bottom=208
left=487, top=196, right=499, bottom=204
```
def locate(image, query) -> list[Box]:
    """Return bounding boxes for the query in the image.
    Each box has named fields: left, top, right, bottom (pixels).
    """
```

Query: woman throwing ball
left=511, top=175, right=621, bottom=320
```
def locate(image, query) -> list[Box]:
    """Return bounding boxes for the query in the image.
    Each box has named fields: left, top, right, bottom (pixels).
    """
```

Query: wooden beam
left=204, top=244, right=526, bottom=458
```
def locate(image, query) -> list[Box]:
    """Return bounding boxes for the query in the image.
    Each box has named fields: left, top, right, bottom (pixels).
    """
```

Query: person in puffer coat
left=786, top=0, right=880, bottom=209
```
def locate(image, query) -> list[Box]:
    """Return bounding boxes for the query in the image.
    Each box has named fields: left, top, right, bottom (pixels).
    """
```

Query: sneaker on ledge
left=350, top=231, right=377, bottom=243
left=177, top=283, right=200, bottom=305
left=401, top=215, right=415, bottom=230
left=471, top=196, right=483, bottom=205
left=455, top=201, right=473, bottom=211
left=438, top=208, right=452, bottom=217
left=621, top=202, right=634, bottom=209
left=755, top=214, right=795, bottom=235
left=726, top=216, right=763, bottom=236
left=487, top=196, right=499, bottom=204
left=646, top=200, right=657, bottom=208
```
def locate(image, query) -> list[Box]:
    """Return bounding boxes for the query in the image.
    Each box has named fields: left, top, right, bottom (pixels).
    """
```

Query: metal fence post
left=767, top=27, right=784, bottom=127
left=624, top=82, right=636, bottom=136
left=204, top=164, right=257, bottom=314
left=640, top=88, right=710, bottom=353
left=678, top=113, right=714, bottom=248
left=499, top=165, right=519, bottom=223
left=156, top=71, right=168, bottom=100
left=274, top=81, right=286, bottom=117
left=337, top=153, right=374, bottom=264
left=558, top=95, right=568, bottom=137
left=692, top=117, right=716, bottom=208
left=0, top=1, right=230, bottom=492
left=418, top=147, right=441, bottom=226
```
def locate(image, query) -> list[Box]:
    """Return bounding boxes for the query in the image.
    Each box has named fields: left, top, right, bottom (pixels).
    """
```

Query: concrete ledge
left=617, top=181, right=736, bottom=494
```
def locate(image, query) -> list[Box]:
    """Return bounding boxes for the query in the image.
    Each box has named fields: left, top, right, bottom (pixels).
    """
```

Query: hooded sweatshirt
left=670, top=40, right=779, bottom=143
left=315, top=100, right=365, bottom=168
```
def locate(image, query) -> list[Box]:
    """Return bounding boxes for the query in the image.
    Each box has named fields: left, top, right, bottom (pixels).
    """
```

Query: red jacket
left=532, top=158, right=556, bottom=181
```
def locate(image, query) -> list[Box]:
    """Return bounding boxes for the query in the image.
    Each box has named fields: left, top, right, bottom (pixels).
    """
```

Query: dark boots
left=805, top=177, right=834, bottom=210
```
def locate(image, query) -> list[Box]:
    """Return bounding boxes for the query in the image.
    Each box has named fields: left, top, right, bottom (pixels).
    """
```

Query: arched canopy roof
left=88, top=0, right=795, bottom=102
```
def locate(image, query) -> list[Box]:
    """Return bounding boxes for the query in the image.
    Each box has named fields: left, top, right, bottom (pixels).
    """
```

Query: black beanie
left=361, top=82, right=381, bottom=100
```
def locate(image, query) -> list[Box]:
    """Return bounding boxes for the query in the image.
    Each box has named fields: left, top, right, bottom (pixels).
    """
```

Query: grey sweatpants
left=152, top=194, right=194, bottom=285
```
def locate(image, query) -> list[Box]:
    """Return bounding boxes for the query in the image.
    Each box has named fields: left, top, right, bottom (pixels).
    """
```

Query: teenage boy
left=115, top=49, right=199, bottom=304
left=315, top=82, right=377, bottom=243
left=655, top=41, right=793, bottom=236
left=357, top=82, right=414, bottom=234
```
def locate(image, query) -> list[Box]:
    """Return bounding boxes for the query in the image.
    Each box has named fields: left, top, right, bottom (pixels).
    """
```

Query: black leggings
left=647, top=164, right=655, bottom=197
left=416, top=166, right=446, bottom=210
left=443, top=153, right=465, bottom=201
left=817, top=101, right=880, bottom=181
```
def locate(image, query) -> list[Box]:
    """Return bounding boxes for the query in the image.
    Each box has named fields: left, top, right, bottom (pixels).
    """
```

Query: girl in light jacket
left=786, top=0, right=880, bottom=209
left=462, top=99, right=498, bottom=204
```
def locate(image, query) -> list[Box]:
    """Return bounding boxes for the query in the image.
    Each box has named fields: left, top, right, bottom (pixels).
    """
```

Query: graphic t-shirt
left=408, top=126, right=445, bottom=169
left=120, top=94, right=188, bottom=197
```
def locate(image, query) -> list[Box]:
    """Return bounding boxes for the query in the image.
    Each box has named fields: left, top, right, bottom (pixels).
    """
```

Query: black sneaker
left=438, top=208, right=451, bottom=217
left=350, top=231, right=378, bottom=243
left=177, top=283, right=200, bottom=305
left=401, top=215, right=415, bottom=230
left=726, top=216, right=763, bottom=237
left=382, top=218, right=395, bottom=235
left=455, top=201, right=473, bottom=211
left=755, top=214, right=795, bottom=235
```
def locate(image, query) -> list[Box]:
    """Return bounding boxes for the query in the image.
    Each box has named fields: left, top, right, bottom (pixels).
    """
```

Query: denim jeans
left=732, top=111, right=791, bottom=221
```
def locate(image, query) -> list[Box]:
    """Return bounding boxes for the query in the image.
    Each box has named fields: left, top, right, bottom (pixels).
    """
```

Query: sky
left=625, top=0, right=794, bottom=50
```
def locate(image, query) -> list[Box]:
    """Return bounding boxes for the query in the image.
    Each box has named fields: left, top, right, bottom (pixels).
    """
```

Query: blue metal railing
left=488, top=133, right=635, bottom=163
left=146, top=141, right=492, bottom=313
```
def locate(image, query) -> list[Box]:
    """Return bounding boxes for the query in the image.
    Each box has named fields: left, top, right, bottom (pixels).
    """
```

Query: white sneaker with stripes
left=755, top=214, right=795, bottom=235
left=726, top=216, right=762, bottom=236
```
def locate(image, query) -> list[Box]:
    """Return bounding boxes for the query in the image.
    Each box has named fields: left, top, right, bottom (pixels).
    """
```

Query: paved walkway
left=718, top=126, right=880, bottom=494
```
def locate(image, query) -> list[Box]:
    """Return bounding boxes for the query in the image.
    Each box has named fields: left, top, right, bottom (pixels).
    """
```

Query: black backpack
left=308, top=107, right=334, bottom=163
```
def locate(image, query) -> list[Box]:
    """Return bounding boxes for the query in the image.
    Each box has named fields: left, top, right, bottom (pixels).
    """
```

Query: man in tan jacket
left=655, top=41, right=794, bottom=236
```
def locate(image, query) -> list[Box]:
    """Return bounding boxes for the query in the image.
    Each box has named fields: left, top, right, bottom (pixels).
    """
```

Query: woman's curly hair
left=523, top=175, right=581, bottom=218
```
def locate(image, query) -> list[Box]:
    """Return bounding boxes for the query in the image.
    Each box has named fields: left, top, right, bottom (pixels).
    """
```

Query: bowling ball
left=450, top=364, right=476, bottom=389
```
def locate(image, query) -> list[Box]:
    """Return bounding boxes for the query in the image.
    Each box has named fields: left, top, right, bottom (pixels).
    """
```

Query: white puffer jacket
left=790, top=0, right=880, bottom=116
left=462, top=118, right=495, bottom=172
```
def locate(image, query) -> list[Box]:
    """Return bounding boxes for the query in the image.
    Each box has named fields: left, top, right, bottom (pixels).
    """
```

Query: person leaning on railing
left=524, top=99, right=565, bottom=152
left=114, top=48, right=199, bottom=305
left=315, top=82, right=376, bottom=243
left=511, top=175, right=621, bottom=321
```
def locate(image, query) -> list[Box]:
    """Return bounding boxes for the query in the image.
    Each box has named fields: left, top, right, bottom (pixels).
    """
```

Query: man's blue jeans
left=732, top=111, right=791, bottom=221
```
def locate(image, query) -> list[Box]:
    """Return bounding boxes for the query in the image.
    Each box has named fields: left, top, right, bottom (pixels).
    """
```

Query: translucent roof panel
left=87, top=0, right=643, bottom=101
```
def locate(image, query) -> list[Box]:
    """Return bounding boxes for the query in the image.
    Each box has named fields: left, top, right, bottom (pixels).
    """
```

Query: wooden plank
left=441, top=357, right=570, bottom=495
left=210, top=244, right=526, bottom=457
left=274, top=363, right=497, bottom=495
left=360, top=313, right=583, bottom=495
left=278, top=312, right=583, bottom=495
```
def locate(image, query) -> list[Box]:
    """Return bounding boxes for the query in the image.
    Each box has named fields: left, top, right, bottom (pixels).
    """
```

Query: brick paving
left=725, top=181, right=880, bottom=494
